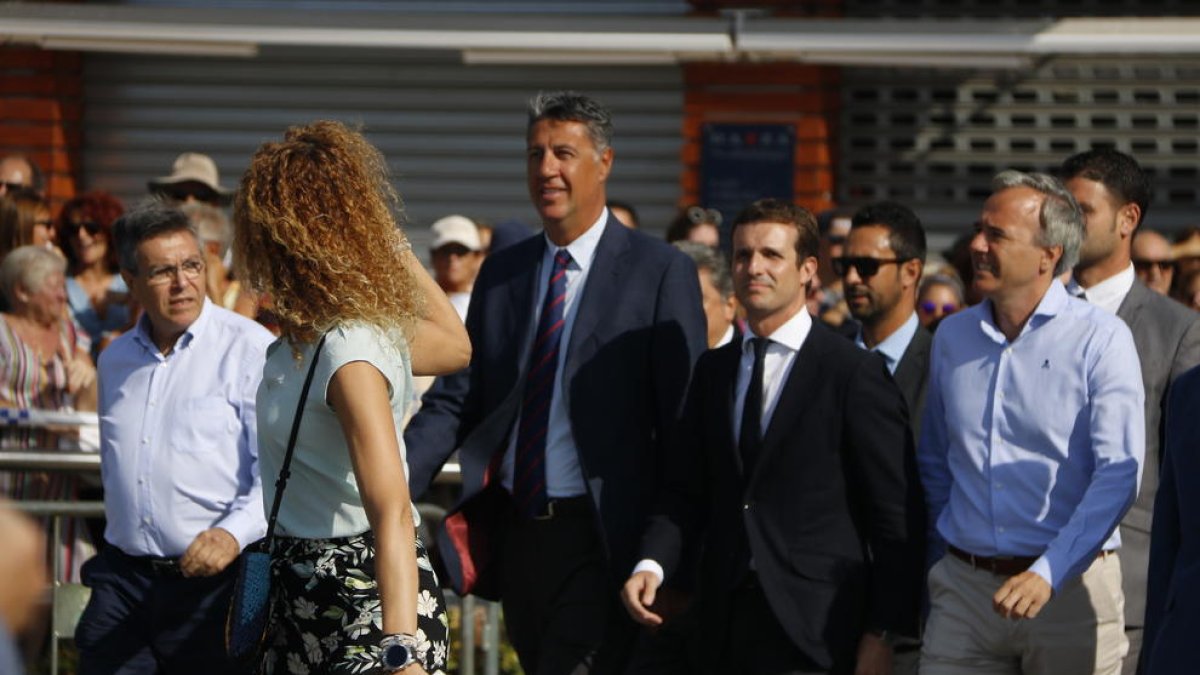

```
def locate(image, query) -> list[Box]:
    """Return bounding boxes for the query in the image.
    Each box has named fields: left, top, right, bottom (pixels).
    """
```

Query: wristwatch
left=380, top=633, right=419, bottom=672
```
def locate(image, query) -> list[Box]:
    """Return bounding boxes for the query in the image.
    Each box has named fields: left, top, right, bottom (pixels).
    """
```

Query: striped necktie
left=513, top=248, right=572, bottom=518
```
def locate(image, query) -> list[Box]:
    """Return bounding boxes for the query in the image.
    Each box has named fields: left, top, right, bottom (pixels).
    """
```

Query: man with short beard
left=840, top=201, right=931, bottom=446
left=1062, top=148, right=1200, bottom=674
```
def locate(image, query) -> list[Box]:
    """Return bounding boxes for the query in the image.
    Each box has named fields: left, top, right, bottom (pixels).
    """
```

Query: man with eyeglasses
left=1130, top=228, right=1175, bottom=296
left=838, top=202, right=931, bottom=448
left=1061, top=149, right=1200, bottom=674
left=75, top=203, right=273, bottom=675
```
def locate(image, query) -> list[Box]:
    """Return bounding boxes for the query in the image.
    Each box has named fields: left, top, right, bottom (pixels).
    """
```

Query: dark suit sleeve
left=1144, top=366, right=1196, bottom=664
left=843, top=353, right=925, bottom=637
left=638, top=351, right=714, bottom=579
left=403, top=266, right=490, bottom=499
left=650, top=250, right=708, bottom=455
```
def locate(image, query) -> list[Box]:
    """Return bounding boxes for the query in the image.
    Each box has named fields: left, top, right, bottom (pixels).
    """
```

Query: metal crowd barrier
left=0, top=412, right=499, bottom=675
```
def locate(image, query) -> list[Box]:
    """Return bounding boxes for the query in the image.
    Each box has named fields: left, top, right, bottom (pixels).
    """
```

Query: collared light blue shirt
left=855, top=311, right=919, bottom=375
left=918, top=281, right=1144, bottom=590
left=501, top=208, right=608, bottom=498
left=98, top=299, right=273, bottom=557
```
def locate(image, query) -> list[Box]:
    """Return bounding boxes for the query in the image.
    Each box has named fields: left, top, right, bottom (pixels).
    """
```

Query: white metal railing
left=1, top=408, right=496, bottom=675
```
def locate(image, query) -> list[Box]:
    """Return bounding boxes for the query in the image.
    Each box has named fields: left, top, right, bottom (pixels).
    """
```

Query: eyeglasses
left=832, top=256, right=909, bottom=279
left=687, top=206, right=723, bottom=227
left=1132, top=259, right=1174, bottom=273
left=143, top=258, right=205, bottom=286
left=825, top=234, right=847, bottom=246
left=1, top=181, right=27, bottom=193
left=65, top=221, right=103, bottom=237
left=920, top=301, right=960, bottom=315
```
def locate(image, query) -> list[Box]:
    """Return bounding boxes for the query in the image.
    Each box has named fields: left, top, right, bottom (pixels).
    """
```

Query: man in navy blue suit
left=1143, top=363, right=1200, bottom=674
left=404, top=91, right=707, bottom=675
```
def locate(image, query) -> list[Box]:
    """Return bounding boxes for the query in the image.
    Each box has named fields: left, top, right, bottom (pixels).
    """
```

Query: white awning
left=4, top=5, right=1200, bottom=67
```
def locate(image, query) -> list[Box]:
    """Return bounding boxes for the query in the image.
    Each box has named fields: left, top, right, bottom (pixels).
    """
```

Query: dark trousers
left=75, top=544, right=236, bottom=675
left=724, top=575, right=827, bottom=675
left=500, top=497, right=635, bottom=675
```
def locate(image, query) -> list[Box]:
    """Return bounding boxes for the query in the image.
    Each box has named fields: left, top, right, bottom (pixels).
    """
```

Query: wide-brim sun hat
left=147, top=152, right=234, bottom=204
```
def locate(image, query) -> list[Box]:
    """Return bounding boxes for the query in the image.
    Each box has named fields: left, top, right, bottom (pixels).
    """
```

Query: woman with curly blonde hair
left=235, top=120, right=469, bottom=675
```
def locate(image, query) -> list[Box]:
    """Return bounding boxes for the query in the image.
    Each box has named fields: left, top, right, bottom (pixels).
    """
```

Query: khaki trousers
left=921, top=552, right=1127, bottom=675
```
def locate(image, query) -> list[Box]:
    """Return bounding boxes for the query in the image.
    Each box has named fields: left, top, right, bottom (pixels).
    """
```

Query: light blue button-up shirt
left=855, top=312, right=919, bottom=375
left=918, top=281, right=1145, bottom=590
left=97, top=299, right=273, bottom=557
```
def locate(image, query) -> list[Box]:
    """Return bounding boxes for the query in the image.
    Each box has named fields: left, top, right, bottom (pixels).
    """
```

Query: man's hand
left=179, top=527, right=240, bottom=577
left=620, top=571, right=664, bottom=627
left=854, top=632, right=893, bottom=675
left=993, top=570, right=1052, bottom=619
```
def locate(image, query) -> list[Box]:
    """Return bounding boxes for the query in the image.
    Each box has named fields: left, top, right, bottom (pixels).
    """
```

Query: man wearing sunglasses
left=1062, top=149, right=1200, bottom=675
left=838, top=202, right=931, bottom=449
left=0, top=154, right=41, bottom=198
left=1130, top=228, right=1175, bottom=297
left=147, top=152, right=233, bottom=207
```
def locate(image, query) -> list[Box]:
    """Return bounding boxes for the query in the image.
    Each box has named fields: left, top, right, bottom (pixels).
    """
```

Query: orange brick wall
left=681, top=62, right=841, bottom=214
left=0, top=47, right=83, bottom=212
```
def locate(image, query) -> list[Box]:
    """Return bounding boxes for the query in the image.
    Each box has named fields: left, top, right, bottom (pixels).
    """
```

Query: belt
left=948, top=545, right=1116, bottom=576
left=947, top=545, right=1036, bottom=576
left=529, top=495, right=592, bottom=520
left=108, top=545, right=184, bottom=578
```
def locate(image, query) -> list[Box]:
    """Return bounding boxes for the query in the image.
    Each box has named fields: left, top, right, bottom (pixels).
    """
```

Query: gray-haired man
left=918, top=172, right=1145, bottom=674
left=75, top=204, right=272, bottom=675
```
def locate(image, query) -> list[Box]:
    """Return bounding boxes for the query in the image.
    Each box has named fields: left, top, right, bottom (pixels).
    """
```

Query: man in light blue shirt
left=75, top=204, right=273, bottom=675
left=918, top=171, right=1144, bottom=675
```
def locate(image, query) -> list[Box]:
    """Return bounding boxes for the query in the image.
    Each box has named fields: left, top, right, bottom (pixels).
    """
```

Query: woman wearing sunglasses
left=235, top=121, right=468, bottom=674
left=916, top=273, right=965, bottom=331
left=58, top=191, right=132, bottom=359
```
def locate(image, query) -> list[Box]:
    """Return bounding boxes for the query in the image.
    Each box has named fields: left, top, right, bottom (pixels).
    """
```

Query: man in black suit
left=404, top=91, right=707, bottom=674
left=839, top=201, right=932, bottom=445
left=1062, top=149, right=1200, bottom=674
left=622, top=199, right=924, bottom=674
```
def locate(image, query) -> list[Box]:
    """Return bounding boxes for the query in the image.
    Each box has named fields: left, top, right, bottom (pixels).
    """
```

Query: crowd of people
left=1, top=88, right=1199, bottom=675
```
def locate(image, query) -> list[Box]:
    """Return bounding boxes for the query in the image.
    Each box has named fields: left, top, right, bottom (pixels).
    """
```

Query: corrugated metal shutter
left=81, top=47, right=684, bottom=246
left=839, top=56, right=1200, bottom=250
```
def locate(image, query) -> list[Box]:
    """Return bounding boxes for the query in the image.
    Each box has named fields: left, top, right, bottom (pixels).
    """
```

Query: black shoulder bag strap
left=263, top=334, right=328, bottom=543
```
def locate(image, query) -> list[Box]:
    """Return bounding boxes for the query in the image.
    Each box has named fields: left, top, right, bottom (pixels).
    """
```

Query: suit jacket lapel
left=562, top=217, right=630, bottom=381
left=1117, top=279, right=1149, bottom=325
left=893, top=327, right=930, bottom=398
left=713, top=341, right=745, bottom=475
left=508, top=237, right=548, bottom=371
left=748, top=324, right=830, bottom=488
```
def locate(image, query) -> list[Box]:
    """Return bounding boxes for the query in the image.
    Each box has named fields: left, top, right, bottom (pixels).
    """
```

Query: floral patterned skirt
left=264, top=531, right=448, bottom=675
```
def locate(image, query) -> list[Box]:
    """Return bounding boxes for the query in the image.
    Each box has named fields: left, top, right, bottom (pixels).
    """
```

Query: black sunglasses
left=832, top=256, right=908, bottom=279
left=1132, top=259, right=1174, bottom=273
left=65, top=220, right=103, bottom=237
left=1, top=181, right=26, bottom=193
left=160, top=184, right=220, bottom=203
left=920, top=301, right=959, bottom=315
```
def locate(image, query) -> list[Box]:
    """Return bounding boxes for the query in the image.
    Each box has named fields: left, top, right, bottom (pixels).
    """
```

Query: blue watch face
left=383, top=643, right=411, bottom=669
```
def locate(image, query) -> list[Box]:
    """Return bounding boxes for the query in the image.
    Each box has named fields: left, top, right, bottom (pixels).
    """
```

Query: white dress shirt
left=1066, top=263, right=1135, bottom=315
left=635, top=308, right=813, bottom=583
left=97, top=300, right=273, bottom=557
left=501, top=208, right=608, bottom=498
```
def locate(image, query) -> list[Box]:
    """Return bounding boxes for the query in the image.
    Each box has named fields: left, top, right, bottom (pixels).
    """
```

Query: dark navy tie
left=514, top=248, right=572, bottom=518
left=739, top=337, right=769, bottom=474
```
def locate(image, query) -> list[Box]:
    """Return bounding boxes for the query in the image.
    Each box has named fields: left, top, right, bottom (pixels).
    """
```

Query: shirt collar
left=856, top=312, right=919, bottom=371
left=542, top=207, right=608, bottom=273
left=1066, top=263, right=1135, bottom=311
left=978, top=280, right=1069, bottom=344
left=132, top=297, right=213, bottom=357
left=742, top=307, right=812, bottom=354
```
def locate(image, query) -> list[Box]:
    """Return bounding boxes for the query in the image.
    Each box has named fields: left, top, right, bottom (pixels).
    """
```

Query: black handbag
left=226, top=335, right=327, bottom=672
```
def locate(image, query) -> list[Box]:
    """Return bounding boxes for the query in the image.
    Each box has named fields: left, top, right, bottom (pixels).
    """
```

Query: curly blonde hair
left=233, top=120, right=421, bottom=346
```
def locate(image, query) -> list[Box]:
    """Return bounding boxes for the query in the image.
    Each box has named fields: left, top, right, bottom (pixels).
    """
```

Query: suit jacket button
left=743, top=503, right=751, bottom=510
